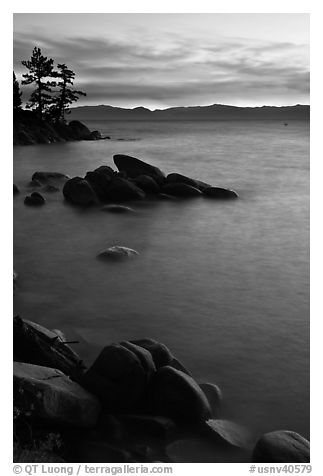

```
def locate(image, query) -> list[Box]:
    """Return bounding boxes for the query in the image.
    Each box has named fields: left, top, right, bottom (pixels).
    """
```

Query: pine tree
left=13, top=72, right=22, bottom=110
left=21, top=47, right=56, bottom=120
left=50, top=63, right=86, bottom=123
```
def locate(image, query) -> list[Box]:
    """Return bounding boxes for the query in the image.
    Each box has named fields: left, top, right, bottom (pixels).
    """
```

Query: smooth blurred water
left=13, top=120, right=309, bottom=439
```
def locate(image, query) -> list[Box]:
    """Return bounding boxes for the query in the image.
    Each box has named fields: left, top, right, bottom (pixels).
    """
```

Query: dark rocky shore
left=13, top=143, right=309, bottom=463
left=13, top=109, right=108, bottom=146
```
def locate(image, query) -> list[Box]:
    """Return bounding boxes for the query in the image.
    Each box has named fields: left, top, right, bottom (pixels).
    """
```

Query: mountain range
left=69, top=103, right=310, bottom=121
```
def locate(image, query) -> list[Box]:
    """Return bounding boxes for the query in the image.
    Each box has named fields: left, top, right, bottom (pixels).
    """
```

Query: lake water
left=13, top=120, right=310, bottom=440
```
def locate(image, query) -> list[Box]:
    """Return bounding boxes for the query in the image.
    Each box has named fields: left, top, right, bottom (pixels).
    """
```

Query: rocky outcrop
left=113, top=154, right=166, bottom=185
left=252, top=430, right=310, bottom=463
left=13, top=362, right=101, bottom=428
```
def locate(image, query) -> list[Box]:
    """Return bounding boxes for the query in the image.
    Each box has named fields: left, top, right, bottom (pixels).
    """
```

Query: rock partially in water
left=24, top=192, right=46, bottom=206
left=84, top=130, right=102, bottom=140
left=43, top=184, right=60, bottom=193
left=203, top=186, right=239, bottom=199
left=101, top=204, right=135, bottom=213
left=166, top=173, right=200, bottom=189
left=27, top=179, right=42, bottom=188
left=169, top=357, right=192, bottom=376
left=114, top=154, right=166, bottom=185
left=80, top=344, right=148, bottom=412
left=13, top=362, right=101, bottom=428
left=67, top=120, right=92, bottom=140
left=134, top=175, right=160, bottom=194
left=13, top=184, right=20, bottom=194
left=84, top=171, right=112, bottom=202
left=94, top=165, right=115, bottom=178
left=63, top=177, right=98, bottom=206
left=32, top=171, right=69, bottom=183
left=130, top=338, right=173, bottom=368
left=107, top=177, right=145, bottom=202
left=205, top=419, right=252, bottom=449
left=199, top=383, right=222, bottom=418
left=161, top=182, right=202, bottom=198
left=252, top=430, right=310, bottom=463
left=120, top=341, right=156, bottom=380
left=150, top=366, right=212, bottom=422
left=98, top=246, right=139, bottom=260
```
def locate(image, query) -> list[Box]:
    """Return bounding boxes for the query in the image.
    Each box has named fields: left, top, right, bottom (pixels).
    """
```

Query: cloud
left=13, top=30, right=309, bottom=107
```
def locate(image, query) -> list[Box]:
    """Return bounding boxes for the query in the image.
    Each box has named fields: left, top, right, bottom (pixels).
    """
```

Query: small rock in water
left=13, top=184, right=20, bottom=194
left=252, top=430, right=310, bottom=463
left=101, top=204, right=134, bottom=214
left=27, top=179, right=42, bottom=188
left=203, top=187, right=238, bottom=199
left=98, top=246, right=139, bottom=260
left=24, top=192, right=46, bottom=206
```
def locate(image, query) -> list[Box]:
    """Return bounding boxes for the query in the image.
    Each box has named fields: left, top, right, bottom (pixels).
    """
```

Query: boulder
left=203, top=187, right=238, bottom=199
left=130, top=339, right=173, bottom=368
left=67, top=438, right=132, bottom=463
left=80, top=344, right=148, bottom=412
left=24, top=192, right=46, bottom=206
left=27, top=179, right=42, bottom=188
left=205, top=419, right=252, bottom=449
left=32, top=171, right=69, bottom=183
left=94, top=165, right=115, bottom=178
left=161, top=182, right=202, bottom=198
left=113, top=154, right=166, bottom=185
left=13, top=362, right=101, bottom=428
left=84, top=171, right=112, bottom=202
left=43, top=184, right=59, bottom=193
left=63, top=177, right=98, bottom=206
left=116, top=414, right=176, bottom=438
left=120, top=341, right=156, bottom=379
left=150, top=366, right=212, bottom=422
left=86, top=130, right=102, bottom=140
left=169, top=357, right=192, bottom=376
left=134, top=175, right=160, bottom=194
left=252, top=430, right=310, bottom=463
left=101, top=204, right=134, bottom=214
left=107, top=177, right=145, bottom=202
left=166, top=173, right=200, bottom=189
left=13, top=184, right=20, bottom=194
left=13, top=316, right=85, bottom=382
left=98, top=246, right=139, bottom=260
left=68, top=120, right=92, bottom=140
left=199, top=383, right=222, bottom=418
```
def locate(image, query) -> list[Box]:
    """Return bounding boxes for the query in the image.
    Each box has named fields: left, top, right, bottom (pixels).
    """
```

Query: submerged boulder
left=13, top=362, right=100, bottom=428
left=150, top=366, right=212, bottom=422
left=98, top=246, right=139, bottom=260
left=80, top=344, right=149, bottom=412
left=161, top=182, right=202, bottom=198
left=101, top=204, right=134, bottom=213
left=252, top=430, right=310, bottom=463
left=63, top=177, right=98, bottom=206
left=203, top=187, right=238, bottom=199
left=32, top=171, right=69, bottom=183
left=113, top=154, right=166, bottom=185
left=24, top=192, right=46, bottom=206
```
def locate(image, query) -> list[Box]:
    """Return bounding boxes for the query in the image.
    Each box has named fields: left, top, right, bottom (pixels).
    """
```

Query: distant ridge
left=69, top=103, right=310, bottom=121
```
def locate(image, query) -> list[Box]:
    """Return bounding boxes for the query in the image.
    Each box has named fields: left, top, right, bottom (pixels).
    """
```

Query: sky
left=13, top=13, right=310, bottom=109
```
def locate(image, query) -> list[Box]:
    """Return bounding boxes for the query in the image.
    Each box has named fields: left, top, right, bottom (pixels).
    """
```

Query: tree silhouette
left=21, top=47, right=56, bottom=120
left=50, top=63, right=86, bottom=123
left=13, top=72, right=22, bottom=110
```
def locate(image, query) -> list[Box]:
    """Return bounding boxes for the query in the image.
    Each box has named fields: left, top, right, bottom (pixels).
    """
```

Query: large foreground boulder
left=63, top=177, right=98, bottom=206
left=161, top=182, right=202, bottom=198
left=13, top=362, right=101, bottom=428
left=150, top=366, right=212, bottom=422
left=80, top=344, right=151, bottom=412
left=114, top=154, right=166, bottom=185
left=252, top=430, right=310, bottom=463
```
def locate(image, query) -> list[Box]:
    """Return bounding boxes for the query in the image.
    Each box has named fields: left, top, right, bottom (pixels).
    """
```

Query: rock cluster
left=62, top=154, right=239, bottom=206
left=13, top=317, right=309, bottom=463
